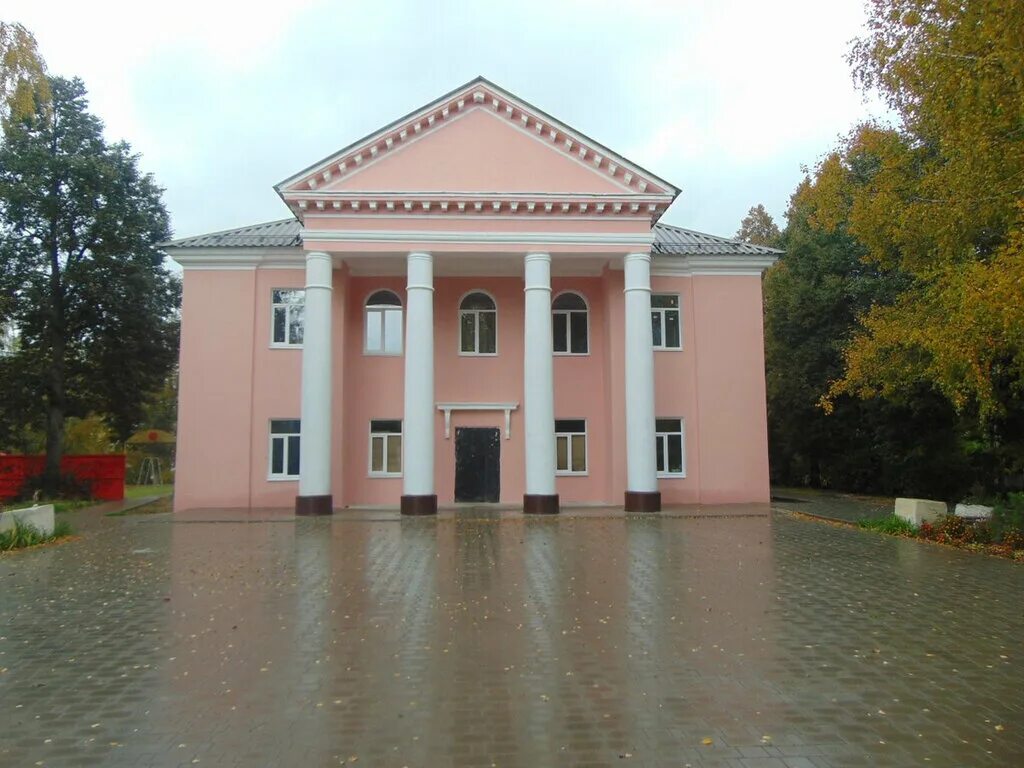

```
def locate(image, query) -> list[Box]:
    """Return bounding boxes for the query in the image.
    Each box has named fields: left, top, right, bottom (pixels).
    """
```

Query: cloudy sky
left=8, top=0, right=887, bottom=240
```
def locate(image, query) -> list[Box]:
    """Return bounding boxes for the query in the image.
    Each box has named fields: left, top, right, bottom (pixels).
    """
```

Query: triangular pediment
left=318, top=108, right=626, bottom=195
left=276, top=77, right=679, bottom=221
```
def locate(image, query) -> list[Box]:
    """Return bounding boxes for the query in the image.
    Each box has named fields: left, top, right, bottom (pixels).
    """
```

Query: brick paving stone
left=0, top=503, right=1022, bottom=766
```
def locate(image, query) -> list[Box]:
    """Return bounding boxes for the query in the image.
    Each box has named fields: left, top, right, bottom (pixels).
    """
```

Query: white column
left=297, top=251, right=333, bottom=513
left=623, top=252, right=659, bottom=506
left=402, top=252, right=435, bottom=511
left=523, top=253, right=558, bottom=510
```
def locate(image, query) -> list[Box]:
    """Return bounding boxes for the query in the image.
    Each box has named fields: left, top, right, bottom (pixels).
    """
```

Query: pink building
left=164, top=78, right=778, bottom=515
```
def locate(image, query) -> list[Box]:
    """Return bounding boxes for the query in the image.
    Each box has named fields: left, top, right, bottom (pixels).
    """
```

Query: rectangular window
left=269, top=419, right=301, bottom=479
left=555, top=419, right=587, bottom=474
left=651, top=294, right=681, bottom=350
left=365, top=306, right=403, bottom=354
left=369, top=419, right=402, bottom=476
left=271, top=289, right=304, bottom=346
left=655, top=418, right=685, bottom=477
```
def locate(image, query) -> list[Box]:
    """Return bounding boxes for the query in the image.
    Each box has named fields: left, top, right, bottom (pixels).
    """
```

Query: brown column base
left=295, top=495, right=333, bottom=516
left=401, top=494, right=438, bottom=516
left=624, top=490, right=661, bottom=513
left=524, top=494, right=560, bottom=515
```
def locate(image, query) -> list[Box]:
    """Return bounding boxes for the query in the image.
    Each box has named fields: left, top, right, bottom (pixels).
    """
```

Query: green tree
left=822, top=0, right=1024, bottom=424
left=0, top=21, right=49, bottom=126
left=764, top=165, right=975, bottom=498
left=0, top=76, right=179, bottom=492
left=736, top=203, right=782, bottom=248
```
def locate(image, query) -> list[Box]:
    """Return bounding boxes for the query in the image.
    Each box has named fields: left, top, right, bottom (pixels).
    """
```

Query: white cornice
left=652, top=253, right=778, bottom=276
left=301, top=229, right=656, bottom=247
left=168, top=247, right=303, bottom=270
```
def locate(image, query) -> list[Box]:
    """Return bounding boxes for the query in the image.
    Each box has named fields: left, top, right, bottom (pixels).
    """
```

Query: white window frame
left=651, top=293, right=682, bottom=351
left=552, top=291, right=590, bottom=356
left=555, top=419, right=588, bottom=476
left=458, top=290, right=498, bottom=356
left=268, top=419, right=301, bottom=480
left=270, top=289, right=304, bottom=348
left=364, top=290, right=404, bottom=356
left=368, top=419, right=403, bottom=477
left=656, top=418, right=686, bottom=478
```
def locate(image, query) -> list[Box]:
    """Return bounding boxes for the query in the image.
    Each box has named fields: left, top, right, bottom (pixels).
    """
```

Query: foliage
left=16, top=472, right=92, bottom=502
left=991, top=493, right=1024, bottom=546
left=857, top=514, right=918, bottom=536
left=735, top=204, right=782, bottom=248
left=0, top=21, right=49, bottom=126
left=63, top=415, right=116, bottom=454
left=819, top=1, right=1024, bottom=427
left=0, top=518, right=71, bottom=551
left=763, top=167, right=975, bottom=498
left=0, top=76, right=180, bottom=492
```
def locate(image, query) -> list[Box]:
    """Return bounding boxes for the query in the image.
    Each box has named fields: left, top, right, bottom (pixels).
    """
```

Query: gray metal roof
left=651, top=223, right=782, bottom=256
left=162, top=218, right=782, bottom=256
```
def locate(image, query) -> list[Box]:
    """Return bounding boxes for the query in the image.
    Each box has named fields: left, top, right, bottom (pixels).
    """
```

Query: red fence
left=0, top=455, right=125, bottom=502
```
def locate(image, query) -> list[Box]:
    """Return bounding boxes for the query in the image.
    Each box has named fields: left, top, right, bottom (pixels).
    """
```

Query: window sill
left=270, top=343, right=303, bottom=350
left=458, top=352, right=498, bottom=357
left=556, top=471, right=589, bottom=477
left=657, top=472, right=687, bottom=479
left=653, top=346, right=684, bottom=352
left=368, top=472, right=403, bottom=479
left=554, top=352, right=590, bottom=357
left=364, top=350, right=403, bottom=357
left=267, top=475, right=299, bottom=482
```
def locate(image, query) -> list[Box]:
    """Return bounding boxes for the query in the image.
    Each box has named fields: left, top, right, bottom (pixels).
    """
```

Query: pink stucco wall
left=175, top=267, right=770, bottom=510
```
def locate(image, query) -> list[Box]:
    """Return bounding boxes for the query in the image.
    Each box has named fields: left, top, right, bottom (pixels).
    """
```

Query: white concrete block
left=894, top=498, right=947, bottom=526
left=954, top=503, right=993, bottom=520
left=0, top=504, right=56, bottom=536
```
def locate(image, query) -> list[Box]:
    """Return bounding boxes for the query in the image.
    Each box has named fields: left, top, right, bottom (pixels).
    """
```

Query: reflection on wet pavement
left=1, top=505, right=1021, bottom=766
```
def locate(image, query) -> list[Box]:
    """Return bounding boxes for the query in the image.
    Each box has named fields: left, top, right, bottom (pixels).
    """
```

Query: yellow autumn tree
left=821, top=0, right=1024, bottom=422
left=0, top=21, right=49, bottom=126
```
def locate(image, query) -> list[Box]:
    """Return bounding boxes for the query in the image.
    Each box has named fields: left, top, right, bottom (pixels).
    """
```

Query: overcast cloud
left=7, top=0, right=887, bottom=240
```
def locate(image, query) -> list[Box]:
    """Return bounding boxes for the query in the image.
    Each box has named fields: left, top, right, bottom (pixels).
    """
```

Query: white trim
left=655, top=418, right=687, bottom=479
left=457, top=289, right=498, bottom=356
left=168, top=247, right=303, bottom=270
left=436, top=402, right=519, bottom=439
left=302, top=229, right=655, bottom=247
left=652, top=254, right=777, bottom=276
left=552, top=290, right=590, bottom=356
left=368, top=420, right=403, bottom=478
left=270, top=287, right=305, bottom=348
left=554, top=420, right=588, bottom=476
left=363, top=288, right=404, bottom=356
left=268, top=419, right=301, bottom=480
left=651, top=293, right=683, bottom=351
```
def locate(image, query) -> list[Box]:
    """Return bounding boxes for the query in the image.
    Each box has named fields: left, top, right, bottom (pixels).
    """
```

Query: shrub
left=992, top=493, right=1024, bottom=546
left=858, top=515, right=918, bottom=536
left=0, top=519, right=72, bottom=551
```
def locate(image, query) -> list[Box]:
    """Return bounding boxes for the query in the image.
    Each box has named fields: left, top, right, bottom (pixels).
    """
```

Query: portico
left=165, top=77, right=778, bottom=514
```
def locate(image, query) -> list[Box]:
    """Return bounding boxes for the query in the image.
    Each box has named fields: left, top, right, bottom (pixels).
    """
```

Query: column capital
left=624, top=251, right=652, bottom=264
left=524, top=252, right=551, bottom=263
left=304, top=251, right=333, bottom=291
left=304, top=250, right=331, bottom=261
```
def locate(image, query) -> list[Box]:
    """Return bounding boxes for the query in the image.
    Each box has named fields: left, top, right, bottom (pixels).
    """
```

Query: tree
left=735, top=203, right=782, bottom=248
left=763, top=165, right=974, bottom=498
left=0, top=21, right=49, bottom=126
left=0, top=76, right=179, bottom=492
left=821, top=0, right=1024, bottom=425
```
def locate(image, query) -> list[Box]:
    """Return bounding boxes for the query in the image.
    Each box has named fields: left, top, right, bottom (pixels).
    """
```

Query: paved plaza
left=1, top=503, right=1022, bottom=767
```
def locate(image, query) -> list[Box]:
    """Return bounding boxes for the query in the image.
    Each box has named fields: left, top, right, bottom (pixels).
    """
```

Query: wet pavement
left=1, top=503, right=1022, bottom=767
left=770, top=488, right=893, bottom=524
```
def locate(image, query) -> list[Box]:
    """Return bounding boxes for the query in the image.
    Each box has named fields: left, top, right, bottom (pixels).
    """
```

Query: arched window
left=365, top=290, right=403, bottom=354
left=459, top=291, right=497, bottom=355
left=552, top=292, right=588, bottom=354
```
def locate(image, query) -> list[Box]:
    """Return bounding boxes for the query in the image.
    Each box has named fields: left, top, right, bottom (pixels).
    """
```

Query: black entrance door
left=454, top=427, right=500, bottom=502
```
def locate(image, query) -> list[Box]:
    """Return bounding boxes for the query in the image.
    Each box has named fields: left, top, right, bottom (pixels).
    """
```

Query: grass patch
left=858, top=514, right=919, bottom=536
left=0, top=519, right=73, bottom=551
left=4, top=498, right=92, bottom=514
left=124, top=484, right=173, bottom=499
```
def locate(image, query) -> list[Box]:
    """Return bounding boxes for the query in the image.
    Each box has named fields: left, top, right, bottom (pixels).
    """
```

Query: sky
left=7, top=0, right=888, bottom=241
